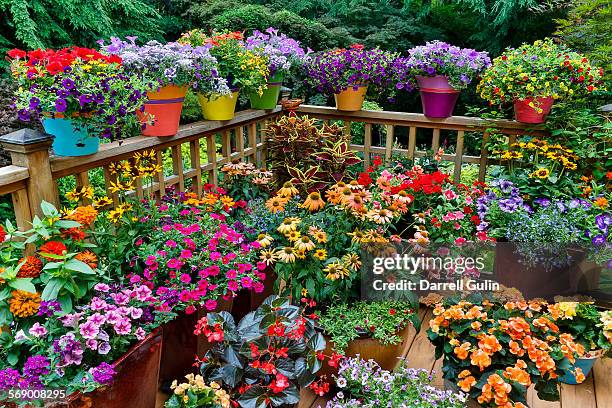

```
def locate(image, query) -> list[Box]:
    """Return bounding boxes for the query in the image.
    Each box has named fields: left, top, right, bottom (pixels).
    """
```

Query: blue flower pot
left=42, top=118, right=100, bottom=157
left=559, top=355, right=599, bottom=384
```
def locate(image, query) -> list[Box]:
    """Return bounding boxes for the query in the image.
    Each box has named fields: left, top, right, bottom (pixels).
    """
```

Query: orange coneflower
left=75, top=250, right=98, bottom=269
left=345, top=194, right=365, bottom=211
left=310, top=229, right=327, bottom=244
left=367, top=208, right=394, bottom=224
left=301, top=192, right=325, bottom=212
left=339, top=187, right=354, bottom=205
left=265, top=196, right=288, bottom=213
left=325, top=188, right=343, bottom=205
left=342, top=253, right=361, bottom=271
left=277, top=181, right=299, bottom=198
left=16, top=256, right=43, bottom=278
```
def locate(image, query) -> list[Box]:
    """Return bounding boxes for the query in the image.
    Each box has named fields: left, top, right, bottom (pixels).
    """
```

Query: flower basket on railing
left=67, top=327, right=162, bottom=408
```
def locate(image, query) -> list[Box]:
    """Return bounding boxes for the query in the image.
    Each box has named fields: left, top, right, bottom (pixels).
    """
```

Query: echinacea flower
left=277, top=181, right=299, bottom=198
left=294, top=236, right=316, bottom=252
left=266, top=196, right=288, bottom=213
left=276, top=247, right=297, bottom=263
left=301, top=192, right=325, bottom=212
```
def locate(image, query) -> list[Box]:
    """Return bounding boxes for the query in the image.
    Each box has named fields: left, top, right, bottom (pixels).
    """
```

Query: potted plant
left=0, top=283, right=171, bottom=408
left=165, top=374, right=232, bottom=408
left=304, top=44, right=396, bottom=111
left=428, top=296, right=587, bottom=407
left=195, top=296, right=330, bottom=408
left=478, top=38, right=604, bottom=124
left=326, top=356, right=467, bottom=407
left=7, top=47, right=148, bottom=156
left=551, top=302, right=611, bottom=384
left=406, top=41, right=490, bottom=118
left=245, top=28, right=307, bottom=110
left=179, top=30, right=269, bottom=121
left=100, top=37, right=227, bottom=137
left=317, top=301, right=419, bottom=371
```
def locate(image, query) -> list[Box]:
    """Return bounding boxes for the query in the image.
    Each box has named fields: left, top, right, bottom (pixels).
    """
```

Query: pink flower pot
left=513, top=97, right=555, bottom=124
left=416, top=75, right=460, bottom=118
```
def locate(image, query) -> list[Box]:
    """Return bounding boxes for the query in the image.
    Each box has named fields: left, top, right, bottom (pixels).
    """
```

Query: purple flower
left=38, top=300, right=61, bottom=317
left=86, top=338, right=99, bottom=350
left=534, top=198, right=551, bottom=207
left=79, top=321, right=100, bottom=340
left=592, top=235, right=606, bottom=247
left=28, top=322, right=47, bottom=338
left=98, top=342, right=111, bottom=355
left=113, top=319, right=132, bottom=335
left=94, top=283, right=110, bottom=292
left=62, top=78, right=75, bottom=89
left=55, top=98, right=67, bottom=112
left=22, top=355, right=50, bottom=388
left=134, top=327, right=146, bottom=341
left=90, top=363, right=116, bottom=385
left=596, top=214, right=611, bottom=232
left=0, top=368, right=20, bottom=390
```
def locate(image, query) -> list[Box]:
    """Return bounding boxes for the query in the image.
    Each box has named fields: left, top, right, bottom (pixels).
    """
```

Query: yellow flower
left=93, top=196, right=114, bottom=208
left=65, top=185, right=95, bottom=202
left=294, top=236, right=316, bottom=252
left=266, top=196, right=288, bottom=213
left=342, top=253, right=362, bottom=271
left=277, top=181, right=299, bottom=198
left=285, top=230, right=301, bottom=242
left=107, top=208, right=124, bottom=223
left=257, top=234, right=274, bottom=248
left=324, top=262, right=350, bottom=281
left=260, top=249, right=277, bottom=265
left=313, top=249, right=328, bottom=260
left=277, top=218, right=300, bottom=234
left=529, top=168, right=550, bottom=179
left=276, top=247, right=297, bottom=263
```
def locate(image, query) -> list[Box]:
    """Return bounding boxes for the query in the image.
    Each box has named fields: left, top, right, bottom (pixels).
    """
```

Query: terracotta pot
left=334, top=85, right=368, bottom=111
left=513, top=96, right=554, bottom=124
left=416, top=75, right=460, bottom=118
left=319, top=325, right=412, bottom=378
left=67, top=327, right=162, bottom=408
left=159, top=297, right=234, bottom=385
left=139, top=85, right=189, bottom=137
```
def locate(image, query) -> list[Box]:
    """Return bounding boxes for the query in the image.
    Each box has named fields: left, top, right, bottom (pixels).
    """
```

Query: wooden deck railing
left=0, top=105, right=544, bottom=231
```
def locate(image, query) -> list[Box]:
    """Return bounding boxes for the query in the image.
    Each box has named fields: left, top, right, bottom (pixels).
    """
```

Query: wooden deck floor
left=157, top=308, right=612, bottom=408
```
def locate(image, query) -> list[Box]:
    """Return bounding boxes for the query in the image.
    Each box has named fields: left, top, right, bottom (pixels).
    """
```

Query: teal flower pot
left=559, top=350, right=603, bottom=384
left=249, top=73, right=284, bottom=110
left=42, top=118, right=100, bottom=157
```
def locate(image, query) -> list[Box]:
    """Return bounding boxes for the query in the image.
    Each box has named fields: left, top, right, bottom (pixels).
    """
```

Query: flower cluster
left=245, top=27, right=307, bottom=78
left=327, top=357, right=466, bottom=408
left=99, top=37, right=230, bottom=94
left=406, top=41, right=491, bottom=89
left=478, top=38, right=605, bottom=106
left=428, top=298, right=588, bottom=407
left=304, top=44, right=398, bottom=96
left=8, top=47, right=149, bottom=141
left=166, top=374, right=231, bottom=408
left=220, top=160, right=273, bottom=201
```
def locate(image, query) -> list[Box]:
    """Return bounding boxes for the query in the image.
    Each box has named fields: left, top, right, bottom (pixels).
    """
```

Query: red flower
left=373, top=156, right=383, bottom=167
left=357, top=172, right=373, bottom=186
left=267, top=320, right=286, bottom=337
left=0, top=225, right=5, bottom=242
left=7, top=49, right=26, bottom=59
left=39, top=241, right=67, bottom=260
left=350, top=44, right=365, bottom=50
left=269, top=374, right=290, bottom=394
left=328, top=352, right=343, bottom=368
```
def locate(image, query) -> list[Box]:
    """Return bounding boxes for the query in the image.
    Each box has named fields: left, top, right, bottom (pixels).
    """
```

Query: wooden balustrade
left=0, top=105, right=544, bottom=231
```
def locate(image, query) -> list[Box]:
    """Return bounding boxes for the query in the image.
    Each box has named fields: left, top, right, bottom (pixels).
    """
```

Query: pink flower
left=166, top=240, right=177, bottom=248
left=210, top=251, right=221, bottom=261
left=111, top=292, right=130, bottom=305
left=180, top=273, right=192, bottom=284
left=87, top=313, right=106, bottom=326
left=180, top=249, right=193, bottom=259
left=210, top=213, right=225, bottom=221
left=185, top=305, right=196, bottom=315
left=114, top=319, right=132, bottom=335
left=134, top=285, right=153, bottom=301
left=159, top=204, right=169, bottom=211
left=179, top=290, right=191, bottom=302
left=80, top=321, right=100, bottom=339
left=86, top=339, right=98, bottom=350
left=257, top=262, right=267, bottom=271
left=227, top=280, right=239, bottom=292
left=443, top=189, right=458, bottom=200
left=29, top=322, right=47, bottom=338
left=167, top=258, right=183, bottom=269
left=130, top=275, right=141, bottom=284
left=253, top=282, right=265, bottom=293
left=241, top=276, right=253, bottom=289
left=90, top=297, right=108, bottom=311
left=476, top=231, right=489, bottom=241
left=437, top=246, right=450, bottom=256
left=130, top=308, right=143, bottom=319
left=226, top=269, right=237, bottom=279
left=454, top=237, right=467, bottom=246
left=205, top=299, right=218, bottom=311
left=134, top=327, right=146, bottom=340
left=94, top=283, right=110, bottom=292
left=454, top=222, right=461, bottom=230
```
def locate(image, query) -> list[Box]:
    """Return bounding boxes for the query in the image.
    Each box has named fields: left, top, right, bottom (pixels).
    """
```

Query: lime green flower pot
left=249, top=73, right=284, bottom=110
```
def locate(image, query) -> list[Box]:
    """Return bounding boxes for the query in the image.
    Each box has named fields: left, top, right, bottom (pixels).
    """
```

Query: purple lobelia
left=406, top=41, right=491, bottom=90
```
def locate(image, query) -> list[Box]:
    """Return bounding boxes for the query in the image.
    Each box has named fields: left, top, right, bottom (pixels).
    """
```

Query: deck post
left=0, top=129, right=58, bottom=217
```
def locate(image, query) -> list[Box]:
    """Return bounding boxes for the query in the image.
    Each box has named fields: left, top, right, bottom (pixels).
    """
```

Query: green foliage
left=0, top=0, right=163, bottom=67
left=555, top=0, right=612, bottom=82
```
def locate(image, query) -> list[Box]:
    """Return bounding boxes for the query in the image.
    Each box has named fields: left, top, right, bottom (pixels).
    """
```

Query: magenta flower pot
left=416, top=75, right=460, bottom=118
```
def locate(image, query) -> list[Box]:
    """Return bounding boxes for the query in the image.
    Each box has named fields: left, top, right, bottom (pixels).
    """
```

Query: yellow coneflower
left=106, top=208, right=124, bottom=223
left=257, top=234, right=274, bottom=248
left=277, top=218, right=299, bottom=234
left=324, top=262, right=350, bottom=281
left=276, top=247, right=297, bottom=263
left=301, top=192, right=325, bottom=212
left=347, top=229, right=367, bottom=244
left=286, top=230, right=302, bottom=242
left=294, top=236, right=316, bottom=252
left=342, top=254, right=362, bottom=271
left=367, top=208, right=394, bottom=224
left=311, top=230, right=327, bottom=244
left=295, top=249, right=307, bottom=259
left=260, top=249, right=278, bottom=265
left=355, top=189, right=372, bottom=202
left=313, top=249, right=328, bottom=260
left=529, top=168, right=550, bottom=179
left=277, top=181, right=299, bottom=198
left=265, top=196, right=288, bottom=213
left=364, top=229, right=389, bottom=244
left=93, top=196, right=114, bottom=208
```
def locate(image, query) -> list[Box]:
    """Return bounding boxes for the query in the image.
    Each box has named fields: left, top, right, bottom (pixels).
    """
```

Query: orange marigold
left=17, top=256, right=43, bottom=278
left=75, top=250, right=98, bottom=269
left=9, top=290, right=41, bottom=318
left=66, top=205, right=99, bottom=225
left=39, top=241, right=67, bottom=260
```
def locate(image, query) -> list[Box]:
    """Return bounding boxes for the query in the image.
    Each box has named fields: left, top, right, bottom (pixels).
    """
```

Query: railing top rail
left=50, top=108, right=281, bottom=179
left=0, top=165, right=30, bottom=195
left=297, top=105, right=547, bottom=134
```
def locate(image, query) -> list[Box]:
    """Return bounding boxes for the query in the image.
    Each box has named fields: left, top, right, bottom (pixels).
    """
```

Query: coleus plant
left=195, top=296, right=335, bottom=408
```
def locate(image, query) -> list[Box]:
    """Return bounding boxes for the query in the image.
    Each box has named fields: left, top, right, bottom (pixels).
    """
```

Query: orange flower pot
left=139, top=85, right=189, bottom=137
left=334, top=85, right=368, bottom=111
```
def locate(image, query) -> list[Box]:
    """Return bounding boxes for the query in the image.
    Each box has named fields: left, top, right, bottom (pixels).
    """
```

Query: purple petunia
left=90, top=363, right=116, bottom=385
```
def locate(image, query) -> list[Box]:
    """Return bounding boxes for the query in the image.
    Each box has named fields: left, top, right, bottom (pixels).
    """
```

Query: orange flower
left=17, top=256, right=43, bottom=278
left=478, top=334, right=502, bottom=355
left=470, top=349, right=492, bottom=371
left=504, top=364, right=532, bottom=386
left=75, top=250, right=98, bottom=269
left=39, top=241, right=67, bottom=260
left=454, top=342, right=471, bottom=360
left=509, top=340, right=525, bottom=357
left=573, top=367, right=586, bottom=383
left=66, top=205, right=99, bottom=225
left=61, top=227, right=85, bottom=241
left=265, top=196, right=288, bottom=213
left=471, top=321, right=482, bottom=330
left=593, top=197, right=609, bottom=209
left=458, top=375, right=477, bottom=392
left=301, top=192, right=325, bottom=212
left=9, top=290, right=41, bottom=318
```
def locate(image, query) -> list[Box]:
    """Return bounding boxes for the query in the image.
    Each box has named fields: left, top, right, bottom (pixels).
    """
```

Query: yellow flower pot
left=197, top=91, right=240, bottom=121
left=334, top=85, right=368, bottom=111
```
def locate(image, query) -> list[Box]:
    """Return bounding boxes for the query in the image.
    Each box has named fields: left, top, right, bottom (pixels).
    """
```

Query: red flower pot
left=513, top=97, right=554, bottom=124
left=416, top=75, right=460, bottom=118
left=67, top=327, right=162, bottom=408
left=158, top=297, right=234, bottom=385
left=138, top=85, right=189, bottom=137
